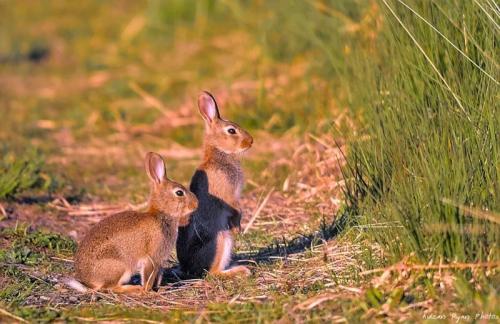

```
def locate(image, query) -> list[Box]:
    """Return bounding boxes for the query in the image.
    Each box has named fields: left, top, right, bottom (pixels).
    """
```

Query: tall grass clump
left=343, top=0, right=499, bottom=263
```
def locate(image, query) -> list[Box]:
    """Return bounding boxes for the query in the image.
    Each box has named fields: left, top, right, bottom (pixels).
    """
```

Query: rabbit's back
left=177, top=169, right=241, bottom=276
left=75, top=211, right=172, bottom=278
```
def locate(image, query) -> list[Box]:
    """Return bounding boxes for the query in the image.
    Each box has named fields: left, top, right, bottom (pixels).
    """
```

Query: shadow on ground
left=158, top=212, right=348, bottom=285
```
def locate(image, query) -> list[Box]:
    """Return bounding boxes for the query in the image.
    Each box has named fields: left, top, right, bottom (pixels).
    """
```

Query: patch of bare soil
left=0, top=203, right=93, bottom=239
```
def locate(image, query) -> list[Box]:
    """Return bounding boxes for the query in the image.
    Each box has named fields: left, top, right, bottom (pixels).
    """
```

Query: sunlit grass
left=342, top=0, right=499, bottom=263
left=1, top=0, right=498, bottom=322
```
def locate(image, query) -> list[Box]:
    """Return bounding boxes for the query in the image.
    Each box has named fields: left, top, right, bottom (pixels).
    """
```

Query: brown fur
left=220, top=265, right=252, bottom=277
left=209, top=231, right=226, bottom=274
left=201, top=147, right=243, bottom=208
left=176, top=92, right=252, bottom=277
left=72, top=152, right=198, bottom=294
left=198, top=91, right=252, bottom=212
left=200, top=93, right=252, bottom=276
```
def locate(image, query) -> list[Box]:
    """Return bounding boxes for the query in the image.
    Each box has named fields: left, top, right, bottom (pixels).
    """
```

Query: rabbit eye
left=227, top=128, right=237, bottom=135
left=175, top=190, right=184, bottom=197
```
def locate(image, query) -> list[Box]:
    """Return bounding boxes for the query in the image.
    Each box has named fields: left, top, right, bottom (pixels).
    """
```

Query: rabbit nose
left=242, top=136, right=253, bottom=148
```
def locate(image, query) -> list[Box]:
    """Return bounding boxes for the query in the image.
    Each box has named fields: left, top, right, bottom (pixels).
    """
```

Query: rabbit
left=176, top=91, right=253, bottom=278
left=65, top=152, right=198, bottom=294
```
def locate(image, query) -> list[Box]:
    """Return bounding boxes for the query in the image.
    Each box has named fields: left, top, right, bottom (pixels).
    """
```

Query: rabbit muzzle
left=240, top=135, right=253, bottom=150
left=187, top=193, right=199, bottom=212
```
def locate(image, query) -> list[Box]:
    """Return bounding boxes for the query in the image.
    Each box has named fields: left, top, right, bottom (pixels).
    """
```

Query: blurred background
left=0, top=0, right=498, bottom=321
left=1, top=0, right=365, bottom=199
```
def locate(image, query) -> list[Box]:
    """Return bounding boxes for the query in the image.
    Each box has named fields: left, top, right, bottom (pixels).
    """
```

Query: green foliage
left=0, top=225, right=76, bottom=265
left=1, top=0, right=498, bottom=321
left=0, top=266, right=45, bottom=306
left=0, top=245, right=44, bottom=265
left=53, top=302, right=285, bottom=322
left=0, top=150, right=44, bottom=199
left=0, top=150, right=58, bottom=199
left=213, top=0, right=378, bottom=118
left=11, top=225, right=76, bottom=253
left=241, top=0, right=368, bottom=70
left=14, top=307, right=60, bottom=323
left=62, top=305, right=176, bottom=322
left=0, top=227, right=76, bottom=311
left=341, top=0, right=499, bottom=263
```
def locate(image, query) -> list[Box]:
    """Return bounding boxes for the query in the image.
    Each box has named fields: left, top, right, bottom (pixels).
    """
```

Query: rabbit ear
left=198, top=91, right=220, bottom=124
left=145, top=152, right=166, bottom=184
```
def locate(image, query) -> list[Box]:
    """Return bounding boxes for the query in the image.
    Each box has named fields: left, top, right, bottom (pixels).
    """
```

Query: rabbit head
left=198, top=91, right=253, bottom=154
left=145, top=152, right=198, bottom=217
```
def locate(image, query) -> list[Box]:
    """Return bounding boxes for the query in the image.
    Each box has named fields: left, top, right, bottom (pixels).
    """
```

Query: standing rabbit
left=65, top=152, right=198, bottom=294
left=176, top=91, right=253, bottom=278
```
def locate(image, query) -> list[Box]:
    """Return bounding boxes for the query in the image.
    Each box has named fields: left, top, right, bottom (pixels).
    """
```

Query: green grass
left=340, top=0, right=499, bottom=263
left=0, top=150, right=52, bottom=199
left=1, top=225, right=76, bottom=256
left=0, top=226, right=76, bottom=317
left=0, top=225, right=76, bottom=269
left=1, top=0, right=499, bottom=322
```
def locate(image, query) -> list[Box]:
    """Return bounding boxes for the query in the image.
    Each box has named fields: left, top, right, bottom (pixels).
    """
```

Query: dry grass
left=11, top=237, right=364, bottom=312
left=1, top=98, right=357, bottom=319
left=2, top=1, right=498, bottom=321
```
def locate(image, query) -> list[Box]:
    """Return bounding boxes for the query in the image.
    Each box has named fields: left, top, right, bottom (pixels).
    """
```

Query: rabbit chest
left=207, top=165, right=243, bottom=208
